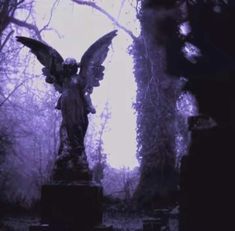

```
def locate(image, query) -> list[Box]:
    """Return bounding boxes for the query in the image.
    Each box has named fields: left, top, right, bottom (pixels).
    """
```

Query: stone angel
left=16, top=30, right=117, bottom=182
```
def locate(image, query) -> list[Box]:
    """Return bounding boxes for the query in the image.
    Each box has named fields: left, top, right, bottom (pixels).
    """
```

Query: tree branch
left=0, top=79, right=26, bottom=107
left=38, top=0, right=60, bottom=34
left=0, top=30, right=14, bottom=52
left=72, top=0, right=137, bottom=40
left=9, top=17, right=42, bottom=40
left=117, top=0, right=126, bottom=21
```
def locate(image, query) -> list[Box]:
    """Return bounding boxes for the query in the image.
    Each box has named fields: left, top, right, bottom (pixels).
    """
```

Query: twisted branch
left=72, top=0, right=137, bottom=40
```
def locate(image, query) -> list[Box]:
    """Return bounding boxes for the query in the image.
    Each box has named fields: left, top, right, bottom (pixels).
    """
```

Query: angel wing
left=79, top=30, right=117, bottom=93
left=16, top=36, right=64, bottom=90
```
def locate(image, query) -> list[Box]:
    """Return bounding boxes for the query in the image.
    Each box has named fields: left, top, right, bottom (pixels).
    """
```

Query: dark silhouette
left=16, top=30, right=117, bottom=182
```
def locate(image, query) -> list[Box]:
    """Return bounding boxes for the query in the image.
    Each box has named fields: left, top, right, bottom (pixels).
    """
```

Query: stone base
left=40, top=182, right=102, bottom=231
left=53, top=165, right=92, bottom=182
left=52, top=152, right=92, bottom=182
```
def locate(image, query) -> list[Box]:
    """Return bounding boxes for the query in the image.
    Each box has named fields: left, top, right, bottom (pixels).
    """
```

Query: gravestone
left=30, top=181, right=105, bottom=231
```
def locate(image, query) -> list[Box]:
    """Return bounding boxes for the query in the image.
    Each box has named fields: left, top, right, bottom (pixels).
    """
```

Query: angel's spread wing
left=79, top=30, right=117, bottom=93
left=16, top=36, right=64, bottom=89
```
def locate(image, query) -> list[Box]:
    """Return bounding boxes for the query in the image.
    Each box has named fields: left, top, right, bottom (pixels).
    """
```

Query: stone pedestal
left=30, top=182, right=107, bottom=231
left=41, top=183, right=102, bottom=230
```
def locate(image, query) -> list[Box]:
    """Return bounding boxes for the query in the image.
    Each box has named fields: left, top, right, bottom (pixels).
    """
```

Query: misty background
left=0, top=0, right=142, bottom=207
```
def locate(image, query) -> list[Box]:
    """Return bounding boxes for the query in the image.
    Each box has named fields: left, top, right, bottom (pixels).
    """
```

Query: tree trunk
left=133, top=0, right=181, bottom=209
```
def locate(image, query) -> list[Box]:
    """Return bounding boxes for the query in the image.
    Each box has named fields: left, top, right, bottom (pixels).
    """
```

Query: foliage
left=0, top=129, right=12, bottom=164
left=130, top=0, right=186, bottom=208
left=0, top=81, right=60, bottom=207
left=102, top=166, right=140, bottom=202
left=131, top=0, right=235, bottom=209
left=86, top=102, right=111, bottom=183
left=0, top=0, right=60, bottom=208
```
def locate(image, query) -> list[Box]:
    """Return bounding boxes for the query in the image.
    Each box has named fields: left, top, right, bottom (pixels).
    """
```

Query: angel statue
left=16, top=30, right=117, bottom=182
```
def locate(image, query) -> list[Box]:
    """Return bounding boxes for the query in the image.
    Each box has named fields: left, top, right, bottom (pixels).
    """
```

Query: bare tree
left=0, top=0, right=60, bottom=207
left=72, top=0, right=136, bottom=40
left=86, top=102, right=111, bottom=184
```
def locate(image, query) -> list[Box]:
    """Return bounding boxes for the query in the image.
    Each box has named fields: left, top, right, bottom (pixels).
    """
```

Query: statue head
left=62, top=58, right=80, bottom=75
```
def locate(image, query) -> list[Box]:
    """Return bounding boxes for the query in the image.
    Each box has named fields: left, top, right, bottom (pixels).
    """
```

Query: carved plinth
left=33, top=182, right=103, bottom=231
left=53, top=163, right=92, bottom=182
